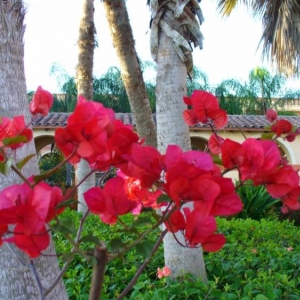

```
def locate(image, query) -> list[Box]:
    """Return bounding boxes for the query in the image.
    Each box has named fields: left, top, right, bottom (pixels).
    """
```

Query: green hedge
left=52, top=210, right=300, bottom=299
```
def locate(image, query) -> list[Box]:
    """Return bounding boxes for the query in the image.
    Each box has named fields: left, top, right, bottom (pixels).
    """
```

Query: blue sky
left=23, top=0, right=300, bottom=93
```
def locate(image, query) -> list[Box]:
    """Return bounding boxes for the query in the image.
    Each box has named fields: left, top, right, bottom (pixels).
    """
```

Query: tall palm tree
left=215, top=67, right=297, bottom=115
left=148, top=0, right=207, bottom=280
left=93, top=67, right=131, bottom=112
left=248, top=66, right=287, bottom=113
left=214, top=78, right=260, bottom=114
left=187, top=67, right=212, bottom=95
left=216, top=0, right=300, bottom=76
left=0, top=1, right=68, bottom=298
left=75, top=0, right=96, bottom=214
left=102, top=0, right=157, bottom=148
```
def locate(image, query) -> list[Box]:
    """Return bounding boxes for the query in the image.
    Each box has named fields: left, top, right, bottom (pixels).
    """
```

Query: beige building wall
left=190, top=130, right=300, bottom=174
left=33, top=128, right=300, bottom=167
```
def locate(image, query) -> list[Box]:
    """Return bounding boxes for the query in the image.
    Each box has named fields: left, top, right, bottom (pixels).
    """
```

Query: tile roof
left=32, top=113, right=300, bottom=132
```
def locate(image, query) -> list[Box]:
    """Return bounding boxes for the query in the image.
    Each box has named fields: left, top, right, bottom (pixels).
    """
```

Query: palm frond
left=217, top=0, right=250, bottom=16
left=259, top=0, right=300, bottom=76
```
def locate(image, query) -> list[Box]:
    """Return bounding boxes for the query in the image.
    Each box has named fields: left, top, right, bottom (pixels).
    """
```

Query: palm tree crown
left=217, top=0, right=300, bottom=77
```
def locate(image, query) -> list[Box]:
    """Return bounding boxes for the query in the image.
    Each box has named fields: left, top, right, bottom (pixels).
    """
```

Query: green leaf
left=255, top=295, right=268, bottom=300
left=264, top=125, right=271, bottom=131
left=131, top=216, right=152, bottom=227
left=157, top=194, right=171, bottom=204
left=16, top=154, right=36, bottom=170
left=33, top=173, right=48, bottom=182
left=52, top=217, right=76, bottom=235
left=86, top=256, right=97, bottom=267
left=79, top=234, right=102, bottom=245
left=56, top=198, right=77, bottom=209
left=2, top=135, right=28, bottom=146
left=135, top=240, right=155, bottom=258
left=109, top=237, right=125, bottom=253
left=0, top=158, right=13, bottom=174
left=61, top=251, right=75, bottom=263
left=261, top=132, right=275, bottom=140
left=0, top=162, right=6, bottom=174
left=213, top=156, right=223, bottom=165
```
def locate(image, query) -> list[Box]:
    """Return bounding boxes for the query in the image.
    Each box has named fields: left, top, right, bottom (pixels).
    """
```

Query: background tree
left=0, top=0, right=68, bottom=298
left=103, top=0, right=157, bottom=147
left=187, top=67, right=212, bottom=95
left=50, top=63, right=77, bottom=112
left=215, top=67, right=298, bottom=115
left=217, top=0, right=300, bottom=76
left=248, top=67, right=287, bottom=114
left=214, top=78, right=259, bottom=114
left=75, top=0, right=96, bottom=214
left=93, top=66, right=131, bottom=112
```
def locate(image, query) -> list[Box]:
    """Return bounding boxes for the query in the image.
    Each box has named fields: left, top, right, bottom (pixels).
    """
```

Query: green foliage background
left=53, top=210, right=300, bottom=299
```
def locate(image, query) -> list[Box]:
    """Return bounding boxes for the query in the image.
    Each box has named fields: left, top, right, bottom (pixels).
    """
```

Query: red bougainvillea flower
left=163, top=145, right=242, bottom=217
left=0, top=151, right=4, bottom=162
left=11, top=224, right=50, bottom=258
left=183, top=90, right=228, bottom=129
left=55, top=96, right=115, bottom=164
left=208, top=134, right=224, bottom=154
left=280, top=186, right=300, bottom=210
left=253, top=165, right=299, bottom=199
left=117, top=170, right=162, bottom=211
left=221, top=139, right=245, bottom=169
left=157, top=266, right=171, bottom=278
left=164, top=209, right=186, bottom=233
left=207, top=177, right=243, bottom=216
left=0, top=116, right=33, bottom=150
left=0, top=180, right=64, bottom=257
left=271, top=119, right=293, bottom=137
left=121, top=143, right=164, bottom=188
left=84, top=177, right=137, bottom=224
left=184, top=209, right=226, bottom=251
left=164, top=146, right=217, bottom=207
left=237, top=139, right=281, bottom=181
left=0, top=224, right=8, bottom=246
left=266, top=109, right=278, bottom=122
left=91, top=121, right=140, bottom=171
left=30, top=86, right=54, bottom=116
left=286, top=132, right=297, bottom=142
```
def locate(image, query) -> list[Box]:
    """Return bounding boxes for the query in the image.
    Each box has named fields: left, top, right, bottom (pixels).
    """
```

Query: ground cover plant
left=53, top=210, right=300, bottom=299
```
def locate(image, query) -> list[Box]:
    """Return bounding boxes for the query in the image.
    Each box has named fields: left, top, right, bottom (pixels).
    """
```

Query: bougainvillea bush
left=0, top=87, right=299, bottom=298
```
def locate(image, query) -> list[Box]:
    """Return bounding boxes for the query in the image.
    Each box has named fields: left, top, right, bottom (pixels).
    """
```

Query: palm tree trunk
left=0, top=1, right=68, bottom=298
left=103, top=0, right=157, bottom=147
left=76, top=0, right=96, bottom=214
left=156, top=29, right=207, bottom=280
left=149, top=0, right=207, bottom=280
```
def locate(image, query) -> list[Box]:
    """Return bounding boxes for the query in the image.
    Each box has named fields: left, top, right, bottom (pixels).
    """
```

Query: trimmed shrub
left=53, top=210, right=300, bottom=299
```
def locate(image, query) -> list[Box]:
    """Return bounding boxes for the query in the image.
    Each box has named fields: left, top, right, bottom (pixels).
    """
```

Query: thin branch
left=45, top=209, right=90, bottom=295
left=75, top=208, right=90, bottom=243
left=117, top=229, right=168, bottom=300
left=29, top=260, right=45, bottom=300
left=110, top=205, right=176, bottom=260
left=89, top=245, right=108, bottom=300
left=45, top=261, right=70, bottom=296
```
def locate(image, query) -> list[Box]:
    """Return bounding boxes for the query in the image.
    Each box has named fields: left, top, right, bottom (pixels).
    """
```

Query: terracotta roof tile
left=32, top=113, right=300, bottom=131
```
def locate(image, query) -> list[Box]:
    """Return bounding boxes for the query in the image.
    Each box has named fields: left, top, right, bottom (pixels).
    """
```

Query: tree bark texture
left=155, top=11, right=207, bottom=281
left=103, top=0, right=157, bottom=148
left=0, top=1, right=68, bottom=299
left=76, top=0, right=96, bottom=214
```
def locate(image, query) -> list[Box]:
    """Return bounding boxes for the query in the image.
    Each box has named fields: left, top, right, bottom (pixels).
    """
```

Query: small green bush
left=235, top=181, right=280, bottom=220
left=53, top=210, right=300, bottom=299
